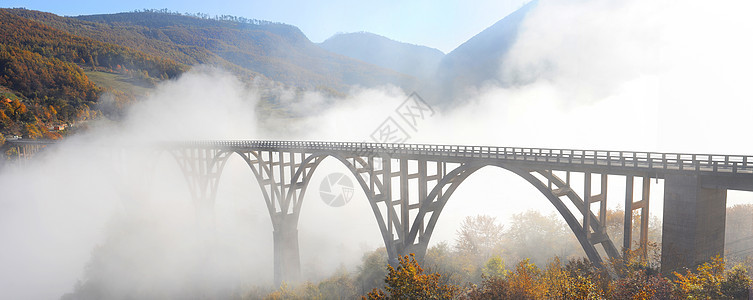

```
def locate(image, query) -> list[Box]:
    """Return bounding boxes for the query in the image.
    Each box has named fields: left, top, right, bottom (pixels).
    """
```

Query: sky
left=0, top=0, right=531, bottom=53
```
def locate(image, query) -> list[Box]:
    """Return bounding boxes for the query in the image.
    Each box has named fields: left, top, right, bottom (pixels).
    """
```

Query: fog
left=3, top=0, right=753, bottom=298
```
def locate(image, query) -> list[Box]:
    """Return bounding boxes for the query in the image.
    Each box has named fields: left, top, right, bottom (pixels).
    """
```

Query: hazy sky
left=1, top=0, right=531, bottom=53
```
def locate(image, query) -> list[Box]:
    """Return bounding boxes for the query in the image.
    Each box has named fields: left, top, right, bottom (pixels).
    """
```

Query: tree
left=610, top=268, right=673, bottom=299
left=505, top=259, right=546, bottom=299
left=463, top=259, right=548, bottom=299
left=454, top=215, right=504, bottom=259
left=461, top=275, right=509, bottom=300
left=4, top=146, right=18, bottom=160
left=424, top=241, right=468, bottom=285
left=545, top=258, right=610, bottom=299
left=481, top=256, right=506, bottom=279
left=673, top=256, right=751, bottom=299
left=721, top=265, right=752, bottom=299
left=441, top=215, right=506, bottom=284
left=263, top=282, right=322, bottom=300
left=504, top=211, right=582, bottom=265
left=364, top=254, right=458, bottom=300
left=726, top=204, right=753, bottom=273
left=356, top=247, right=389, bottom=294
left=22, top=123, right=43, bottom=139
left=317, top=266, right=358, bottom=299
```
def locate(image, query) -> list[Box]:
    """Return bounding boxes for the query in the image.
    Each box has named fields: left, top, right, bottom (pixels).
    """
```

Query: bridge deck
left=7, top=139, right=753, bottom=179
left=167, top=140, right=753, bottom=178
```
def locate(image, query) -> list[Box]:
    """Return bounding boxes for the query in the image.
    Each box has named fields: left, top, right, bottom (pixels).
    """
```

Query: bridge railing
left=169, top=140, right=753, bottom=175
left=490, top=148, right=753, bottom=174
left=14, top=139, right=753, bottom=175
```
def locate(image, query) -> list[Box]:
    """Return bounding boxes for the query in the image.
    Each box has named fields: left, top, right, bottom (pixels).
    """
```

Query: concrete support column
left=661, top=174, right=727, bottom=274
left=273, top=217, right=300, bottom=286
left=401, top=241, right=429, bottom=263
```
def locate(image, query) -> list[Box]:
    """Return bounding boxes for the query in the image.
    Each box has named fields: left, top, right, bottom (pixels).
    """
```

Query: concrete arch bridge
left=4, top=139, right=753, bottom=285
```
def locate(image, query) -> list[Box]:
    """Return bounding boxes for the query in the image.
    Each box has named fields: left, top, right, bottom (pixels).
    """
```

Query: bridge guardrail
left=165, top=140, right=753, bottom=175
left=9, top=139, right=753, bottom=175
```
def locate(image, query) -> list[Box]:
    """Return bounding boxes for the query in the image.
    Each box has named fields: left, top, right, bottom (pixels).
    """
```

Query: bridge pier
left=661, top=174, right=727, bottom=274
left=273, top=216, right=301, bottom=286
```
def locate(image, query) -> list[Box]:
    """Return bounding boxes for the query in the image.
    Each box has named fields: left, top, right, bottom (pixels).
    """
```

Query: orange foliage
left=365, top=254, right=458, bottom=300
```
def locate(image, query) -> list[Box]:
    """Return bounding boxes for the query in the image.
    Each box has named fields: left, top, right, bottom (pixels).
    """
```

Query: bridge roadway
left=168, top=140, right=753, bottom=180
left=4, top=139, right=753, bottom=284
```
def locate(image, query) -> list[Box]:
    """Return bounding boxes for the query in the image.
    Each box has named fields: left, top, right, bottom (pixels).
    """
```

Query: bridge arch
left=163, top=148, right=299, bottom=218
left=277, top=154, right=621, bottom=268
left=219, top=150, right=285, bottom=222
left=197, top=150, right=384, bottom=231
left=284, top=153, right=392, bottom=253
left=161, top=146, right=623, bottom=282
left=407, top=162, right=620, bottom=267
left=162, top=148, right=396, bottom=284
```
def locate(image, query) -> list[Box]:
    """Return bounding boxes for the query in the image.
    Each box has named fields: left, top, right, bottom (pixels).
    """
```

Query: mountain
left=434, top=0, right=538, bottom=100
left=0, top=3, right=539, bottom=140
left=319, top=32, right=444, bottom=80
left=5, top=9, right=417, bottom=92
left=0, top=8, right=422, bottom=139
left=0, top=9, right=188, bottom=139
left=3, top=9, right=214, bottom=67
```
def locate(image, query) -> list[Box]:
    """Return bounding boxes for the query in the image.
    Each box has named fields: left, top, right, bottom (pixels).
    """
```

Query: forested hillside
left=0, top=10, right=187, bottom=139
left=3, top=9, right=257, bottom=80
left=0, top=8, right=421, bottom=141
left=6, top=9, right=416, bottom=91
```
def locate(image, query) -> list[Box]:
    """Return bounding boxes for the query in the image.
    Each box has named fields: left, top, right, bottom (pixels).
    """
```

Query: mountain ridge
left=0, top=5, right=540, bottom=140
left=319, top=32, right=444, bottom=80
left=5, top=9, right=417, bottom=92
left=433, top=0, right=538, bottom=101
